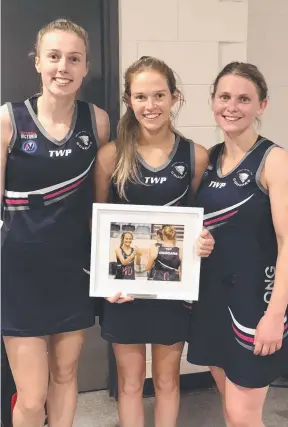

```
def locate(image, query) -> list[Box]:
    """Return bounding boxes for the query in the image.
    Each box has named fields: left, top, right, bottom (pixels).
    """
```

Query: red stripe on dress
left=232, top=324, right=254, bottom=343
left=5, top=199, right=29, bottom=205
left=43, top=177, right=86, bottom=200
left=204, top=210, right=238, bottom=226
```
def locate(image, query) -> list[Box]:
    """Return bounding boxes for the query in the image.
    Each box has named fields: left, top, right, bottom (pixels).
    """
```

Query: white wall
left=118, top=0, right=249, bottom=377
left=247, top=0, right=288, bottom=148
left=119, top=0, right=248, bottom=149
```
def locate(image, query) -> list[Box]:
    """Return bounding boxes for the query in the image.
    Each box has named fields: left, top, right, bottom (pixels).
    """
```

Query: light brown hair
left=113, top=56, right=184, bottom=200
left=32, top=18, right=89, bottom=63
left=120, top=232, right=133, bottom=247
left=211, top=62, right=268, bottom=102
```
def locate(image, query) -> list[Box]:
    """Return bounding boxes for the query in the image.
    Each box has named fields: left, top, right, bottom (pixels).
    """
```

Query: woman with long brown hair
left=95, top=56, right=214, bottom=427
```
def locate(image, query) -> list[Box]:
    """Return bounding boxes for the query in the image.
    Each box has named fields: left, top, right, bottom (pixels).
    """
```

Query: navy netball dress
left=1, top=95, right=100, bottom=337
left=100, top=134, right=195, bottom=345
left=115, top=247, right=135, bottom=279
left=187, top=137, right=288, bottom=388
left=152, top=246, right=180, bottom=281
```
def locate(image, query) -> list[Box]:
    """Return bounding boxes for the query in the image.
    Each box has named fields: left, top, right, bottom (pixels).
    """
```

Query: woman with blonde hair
left=146, top=225, right=181, bottom=281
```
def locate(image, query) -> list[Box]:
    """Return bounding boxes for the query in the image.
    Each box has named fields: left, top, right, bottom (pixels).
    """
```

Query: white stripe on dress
left=204, top=194, right=254, bottom=220
left=5, top=158, right=95, bottom=198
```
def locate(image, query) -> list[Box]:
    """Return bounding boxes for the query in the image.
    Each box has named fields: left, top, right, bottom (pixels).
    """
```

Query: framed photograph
left=89, top=203, right=204, bottom=301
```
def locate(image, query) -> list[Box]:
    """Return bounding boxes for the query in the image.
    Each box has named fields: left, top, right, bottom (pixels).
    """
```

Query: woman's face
left=35, top=30, right=88, bottom=98
left=129, top=70, right=177, bottom=134
left=123, top=233, right=133, bottom=246
left=212, top=74, right=267, bottom=136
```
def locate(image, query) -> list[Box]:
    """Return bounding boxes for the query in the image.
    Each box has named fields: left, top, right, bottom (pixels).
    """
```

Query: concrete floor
left=73, top=386, right=288, bottom=427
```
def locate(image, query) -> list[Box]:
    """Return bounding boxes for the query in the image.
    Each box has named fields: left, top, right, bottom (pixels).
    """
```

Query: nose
left=145, top=97, right=156, bottom=110
left=58, top=57, right=69, bottom=73
left=226, top=98, right=238, bottom=112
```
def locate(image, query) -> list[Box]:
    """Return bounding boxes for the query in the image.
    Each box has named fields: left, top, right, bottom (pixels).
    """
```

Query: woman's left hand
left=196, top=228, right=215, bottom=257
left=254, top=313, right=284, bottom=356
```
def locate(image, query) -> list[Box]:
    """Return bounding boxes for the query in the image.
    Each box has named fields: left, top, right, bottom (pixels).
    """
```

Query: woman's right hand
left=105, top=292, right=134, bottom=304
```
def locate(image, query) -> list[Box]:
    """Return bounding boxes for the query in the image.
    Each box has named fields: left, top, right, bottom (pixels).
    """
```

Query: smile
left=53, top=78, right=72, bottom=85
left=222, top=116, right=242, bottom=122
left=143, top=113, right=161, bottom=120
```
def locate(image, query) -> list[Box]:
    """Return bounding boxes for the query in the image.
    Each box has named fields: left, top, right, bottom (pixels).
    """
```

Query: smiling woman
left=187, top=62, right=288, bottom=427
left=34, top=19, right=89, bottom=98
left=1, top=18, right=109, bottom=427
left=94, top=56, right=215, bottom=427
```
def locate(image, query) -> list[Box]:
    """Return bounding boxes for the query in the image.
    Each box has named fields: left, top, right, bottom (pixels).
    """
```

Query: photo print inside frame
left=108, top=222, right=185, bottom=282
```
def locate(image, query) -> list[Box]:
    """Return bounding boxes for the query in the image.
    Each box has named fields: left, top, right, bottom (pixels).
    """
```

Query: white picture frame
left=89, top=203, right=204, bottom=301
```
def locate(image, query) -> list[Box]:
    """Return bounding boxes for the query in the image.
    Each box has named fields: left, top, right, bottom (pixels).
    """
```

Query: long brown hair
left=113, top=56, right=184, bottom=200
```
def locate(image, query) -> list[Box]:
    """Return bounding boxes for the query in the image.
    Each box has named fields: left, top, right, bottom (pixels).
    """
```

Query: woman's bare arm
left=94, top=142, right=116, bottom=203
left=145, top=246, right=158, bottom=271
left=93, top=105, right=110, bottom=147
left=0, top=105, right=13, bottom=201
left=254, top=147, right=288, bottom=356
left=115, top=247, right=136, bottom=265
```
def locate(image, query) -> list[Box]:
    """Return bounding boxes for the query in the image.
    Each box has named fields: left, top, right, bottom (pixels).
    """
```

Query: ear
left=171, top=89, right=180, bottom=107
left=35, top=57, right=41, bottom=74
left=123, top=93, right=131, bottom=107
left=257, top=98, right=268, bottom=117
left=84, top=61, right=90, bottom=78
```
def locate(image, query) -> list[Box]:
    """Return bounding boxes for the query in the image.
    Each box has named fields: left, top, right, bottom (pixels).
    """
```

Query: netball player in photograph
left=94, top=56, right=214, bottom=427
left=147, top=228, right=163, bottom=279
left=115, top=232, right=141, bottom=280
left=187, top=62, right=288, bottom=427
left=1, top=19, right=109, bottom=427
left=146, top=225, right=181, bottom=281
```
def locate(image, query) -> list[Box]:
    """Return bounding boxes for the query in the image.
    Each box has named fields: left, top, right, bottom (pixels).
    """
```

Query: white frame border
left=89, top=203, right=203, bottom=301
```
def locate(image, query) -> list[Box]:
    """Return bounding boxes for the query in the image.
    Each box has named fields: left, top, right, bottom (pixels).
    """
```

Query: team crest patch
left=171, top=162, right=188, bottom=179
left=21, top=140, right=38, bottom=154
left=203, top=163, right=213, bottom=180
left=233, top=169, right=253, bottom=187
left=76, top=131, right=92, bottom=150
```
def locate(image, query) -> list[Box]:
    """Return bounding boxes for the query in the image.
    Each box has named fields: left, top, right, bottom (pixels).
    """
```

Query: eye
left=239, top=96, right=250, bottom=103
left=156, top=93, right=165, bottom=99
left=220, top=94, right=230, bottom=101
left=71, top=56, right=80, bottom=63
left=49, top=53, right=59, bottom=61
left=135, top=95, right=145, bottom=101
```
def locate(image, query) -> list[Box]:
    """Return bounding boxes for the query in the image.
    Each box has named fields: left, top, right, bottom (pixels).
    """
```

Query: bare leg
left=152, top=342, right=184, bottom=427
left=209, top=366, right=231, bottom=426
left=113, top=343, right=146, bottom=427
left=47, top=330, right=85, bottom=427
left=3, top=336, right=48, bottom=427
left=225, top=377, right=268, bottom=427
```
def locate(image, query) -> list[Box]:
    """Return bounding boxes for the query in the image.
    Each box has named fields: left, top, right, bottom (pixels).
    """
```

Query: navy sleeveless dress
left=115, top=247, right=136, bottom=280
left=100, top=134, right=195, bottom=345
left=187, top=137, right=288, bottom=387
left=1, top=96, right=100, bottom=336
left=152, top=246, right=180, bottom=281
